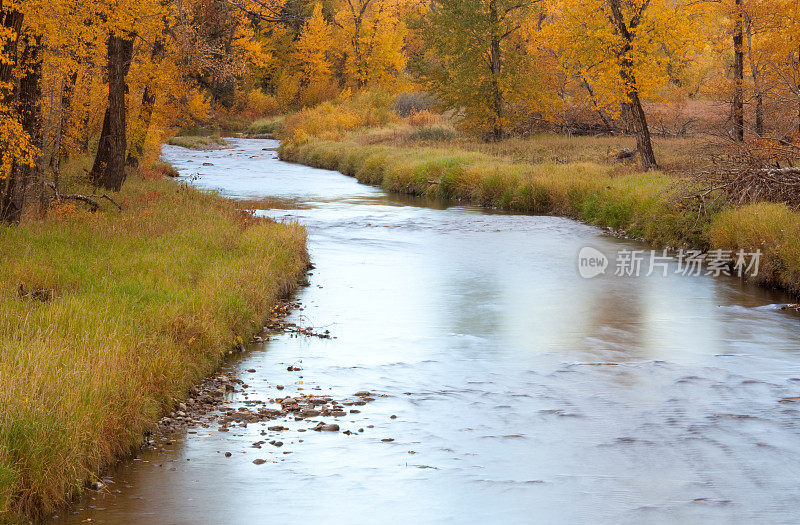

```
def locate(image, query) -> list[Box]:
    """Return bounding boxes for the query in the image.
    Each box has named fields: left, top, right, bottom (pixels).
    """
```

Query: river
left=60, top=138, right=800, bottom=524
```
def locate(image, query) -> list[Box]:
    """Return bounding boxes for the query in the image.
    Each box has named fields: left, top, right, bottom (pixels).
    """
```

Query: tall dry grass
left=0, top=162, right=308, bottom=519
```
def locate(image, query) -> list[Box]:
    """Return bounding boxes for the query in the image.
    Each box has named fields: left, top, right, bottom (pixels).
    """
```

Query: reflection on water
left=60, top=139, right=800, bottom=524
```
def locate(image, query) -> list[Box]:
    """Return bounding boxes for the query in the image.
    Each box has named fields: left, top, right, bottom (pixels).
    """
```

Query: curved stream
left=62, top=139, right=800, bottom=524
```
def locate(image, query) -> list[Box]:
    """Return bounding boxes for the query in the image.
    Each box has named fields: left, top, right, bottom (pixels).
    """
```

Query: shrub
left=408, top=126, right=458, bottom=142
left=394, top=92, right=436, bottom=116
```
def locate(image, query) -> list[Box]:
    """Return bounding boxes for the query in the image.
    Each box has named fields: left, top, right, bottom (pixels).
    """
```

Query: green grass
left=280, top=138, right=800, bottom=295
left=0, top=161, right=308, bottom=520
left=246, top=116, right=285, bottom=136
left=167, top=135, right=228, bottom=150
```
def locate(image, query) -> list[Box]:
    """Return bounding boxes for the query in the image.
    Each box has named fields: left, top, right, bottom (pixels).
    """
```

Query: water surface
left=61, top=139, right=800, bottom=524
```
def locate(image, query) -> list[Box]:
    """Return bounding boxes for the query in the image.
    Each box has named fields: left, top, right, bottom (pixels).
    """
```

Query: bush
left=280, top=90, right=395, bottom=142
left=245, top=89, right=279, bottom=117
left=394, top=92, right=436, bottom=117
left=247, top=117, right=285, bottom=135
left=408, top=126, right=458, bottom=142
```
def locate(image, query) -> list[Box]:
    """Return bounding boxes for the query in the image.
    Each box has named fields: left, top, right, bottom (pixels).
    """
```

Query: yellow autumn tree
left=334, top=0, right=412, bottom=88
left=547, top=0, right=698, bottom=169
left=293, top=3, right=338, bottom=106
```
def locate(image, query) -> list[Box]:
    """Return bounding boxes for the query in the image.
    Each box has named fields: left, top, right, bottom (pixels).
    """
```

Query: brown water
left=59, top=139, right=800, bottom=524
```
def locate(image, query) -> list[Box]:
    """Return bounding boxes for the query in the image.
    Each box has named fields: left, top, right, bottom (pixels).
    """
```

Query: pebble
left=252, top=459, right=267, bottom=465
left=224, top=452, right=232, bottom=457
left=381, top=438, right=394, bottom=442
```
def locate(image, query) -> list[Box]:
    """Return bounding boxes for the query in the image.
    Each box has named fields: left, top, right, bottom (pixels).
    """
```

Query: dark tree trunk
left=625, top=89, right=657, bottom=170
left=732, top=0, right=744, bottom=141
left=91, top=33, right=134, bottom=191
left=0, top=5, right=23, bottom=222
left=488, top=0, right=504, bottom=141
left=607, top=0, right=657, bottom=170
left=744, top=16, right=763, bottom=136
left=51, top=71, right=78, bottom=187
left=11, top=34, right=44, bottom=220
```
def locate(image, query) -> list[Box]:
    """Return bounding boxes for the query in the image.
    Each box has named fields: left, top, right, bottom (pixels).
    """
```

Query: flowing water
left=61, top=139, right=800, bottom=524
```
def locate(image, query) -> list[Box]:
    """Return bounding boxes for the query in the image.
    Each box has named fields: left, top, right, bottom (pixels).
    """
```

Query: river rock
left=253, top=459, right=267, bottom=465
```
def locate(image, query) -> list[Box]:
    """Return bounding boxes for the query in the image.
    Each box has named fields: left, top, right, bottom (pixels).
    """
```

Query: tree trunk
left=127, top=39, right=164, bottom=167
left=744, top=15, right=763, bottom=136
left=0, top=5, right=24, bottom=223
left=626, top=89, right=657, bottom=170
left=488, top=0, right=504, bottom=141
left=91, top=33, right=134, bottom=191
left=607, top=0, right=657, bottom=170
left=732, top=0, right=744, bottom=141
left=12, top=34, right=43, bottom=220
left=51, top=71, right=78, bottom=188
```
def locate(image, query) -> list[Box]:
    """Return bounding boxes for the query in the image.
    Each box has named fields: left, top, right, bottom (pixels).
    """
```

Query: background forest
left=1, top=0, right=800, bottom=221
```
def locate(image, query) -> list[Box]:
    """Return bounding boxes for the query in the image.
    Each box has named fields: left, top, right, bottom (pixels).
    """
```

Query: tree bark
left=0, top=5, right=24, bottom=223
left=607, top=0, right=657, bottom=170
left=13, top=34, right=43, bottom=220
left=91, top=33, right=134, bottom=191
left=488, top=0, right=504, bottom=141
left=51, top=71, right=78, bottom=187
left=744, top=16, right=763, bottom=136
left=732, top=0, right=744, bottom=141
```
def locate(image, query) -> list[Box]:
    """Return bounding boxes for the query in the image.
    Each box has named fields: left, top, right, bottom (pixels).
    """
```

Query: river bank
left=0, top=158, right=308, bottom=521
left=279, top=138, right=800, bottom=296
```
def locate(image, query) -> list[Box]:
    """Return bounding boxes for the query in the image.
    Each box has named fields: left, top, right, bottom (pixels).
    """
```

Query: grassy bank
left=279, top=137, right=800, bottom=295
left=0, top=161, right=308, bottom=520
left=167, top=134, right=228, bottom=150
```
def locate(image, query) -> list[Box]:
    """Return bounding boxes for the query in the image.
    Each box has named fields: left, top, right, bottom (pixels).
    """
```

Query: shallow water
left=61, top=139, right=800, bottom=524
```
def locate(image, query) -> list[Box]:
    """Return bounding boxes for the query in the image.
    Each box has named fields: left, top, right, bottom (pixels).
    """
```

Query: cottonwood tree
left=333, top=0, right=418, bottom=89
left=415, top=0, right=547, bottom=140
left=548, top=0, right=697, bottom=170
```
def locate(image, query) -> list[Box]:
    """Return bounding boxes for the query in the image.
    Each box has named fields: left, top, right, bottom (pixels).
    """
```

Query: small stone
left=315, top=423, right=339, bottom=432
left=224, top=452, right=232, bottom=457
left=381, top=438, right=394, bottom=442
left=271, top=441, right=284, bottom=447
left=253, top=459, right=267, bottom=465
left=276, top=385, right=285, bottom=390
left=247, top=369, right=256, bottom=373
left=355, top=391, right=371, bottom=397
left=390, top=415, right=397, bottom=419
left=350, top=409, right=361, bottom=414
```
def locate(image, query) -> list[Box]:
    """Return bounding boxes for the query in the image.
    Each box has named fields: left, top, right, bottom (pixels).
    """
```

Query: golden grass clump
left=0, top=163, right=308, bottom=519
